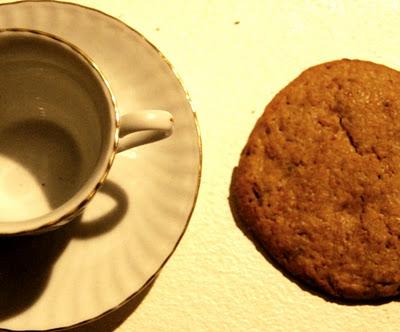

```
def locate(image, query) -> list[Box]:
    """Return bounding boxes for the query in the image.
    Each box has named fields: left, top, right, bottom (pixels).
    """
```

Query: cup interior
left=0, top=30, right=115, bottom=224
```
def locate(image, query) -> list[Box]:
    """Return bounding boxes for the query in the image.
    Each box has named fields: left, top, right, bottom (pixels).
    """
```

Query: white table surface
left=3, top=1, right=400, bottom=331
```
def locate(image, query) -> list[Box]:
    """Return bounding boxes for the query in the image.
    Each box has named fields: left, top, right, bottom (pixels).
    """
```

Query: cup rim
left=0, top=28, right=120, bottom=235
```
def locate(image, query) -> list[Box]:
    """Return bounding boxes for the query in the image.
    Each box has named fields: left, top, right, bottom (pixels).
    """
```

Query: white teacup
left=0, top=29, right=174, bottom=235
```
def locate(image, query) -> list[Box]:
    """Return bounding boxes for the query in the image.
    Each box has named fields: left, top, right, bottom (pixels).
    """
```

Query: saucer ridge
left=0, top=1, right=201, bottom=330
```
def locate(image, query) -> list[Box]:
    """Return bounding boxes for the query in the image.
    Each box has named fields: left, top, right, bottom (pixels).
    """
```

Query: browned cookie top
left=232, top=59, right=400, bottom=300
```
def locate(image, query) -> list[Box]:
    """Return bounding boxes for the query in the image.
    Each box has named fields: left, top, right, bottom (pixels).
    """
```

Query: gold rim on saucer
left=0, top=1, right=202, bottom=331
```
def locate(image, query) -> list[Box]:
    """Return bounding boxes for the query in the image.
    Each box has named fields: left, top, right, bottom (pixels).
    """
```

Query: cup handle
left=117, top=110, right=174, bottom=153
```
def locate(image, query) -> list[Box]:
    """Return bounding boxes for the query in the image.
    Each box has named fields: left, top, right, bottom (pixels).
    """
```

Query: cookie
left=231, top=59, right=400, bottom=300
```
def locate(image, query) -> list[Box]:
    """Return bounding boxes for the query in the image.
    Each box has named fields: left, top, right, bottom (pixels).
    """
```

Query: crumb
left=234, top=21, right=240, bottom=25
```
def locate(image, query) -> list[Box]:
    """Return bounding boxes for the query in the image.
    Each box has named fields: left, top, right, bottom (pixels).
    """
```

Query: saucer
left=0, top=1, right=201, bottom=330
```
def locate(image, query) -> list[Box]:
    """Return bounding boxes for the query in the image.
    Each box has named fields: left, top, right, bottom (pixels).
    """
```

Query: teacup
left=0, top=28, right=174, bottom=235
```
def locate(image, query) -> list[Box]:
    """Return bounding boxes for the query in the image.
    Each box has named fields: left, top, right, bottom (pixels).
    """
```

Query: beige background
left=4, top=1, right=400, bottom=331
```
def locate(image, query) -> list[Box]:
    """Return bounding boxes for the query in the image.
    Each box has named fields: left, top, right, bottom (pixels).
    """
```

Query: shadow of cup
left=0, top=180, right=129, bottom=322
left=0, top=119, right=92, bottom=222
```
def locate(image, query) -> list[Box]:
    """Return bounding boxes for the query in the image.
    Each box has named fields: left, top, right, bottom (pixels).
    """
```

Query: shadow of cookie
left=229, top=165, right=399, bottom=306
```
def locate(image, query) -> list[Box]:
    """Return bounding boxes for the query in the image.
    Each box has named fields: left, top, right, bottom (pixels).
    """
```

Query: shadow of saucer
left=228, top=167, right=400, bottom=306
left=0, top=180, right=130, bottom=323
left=63, top=277, right=157, bottom=332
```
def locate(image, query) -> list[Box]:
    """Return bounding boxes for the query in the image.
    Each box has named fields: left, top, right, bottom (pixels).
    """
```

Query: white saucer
left=0, top=1, right=201, bottom=330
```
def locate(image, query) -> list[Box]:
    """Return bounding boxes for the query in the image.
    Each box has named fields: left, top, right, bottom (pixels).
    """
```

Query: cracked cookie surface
left=231, top=59, right=400, bottom=300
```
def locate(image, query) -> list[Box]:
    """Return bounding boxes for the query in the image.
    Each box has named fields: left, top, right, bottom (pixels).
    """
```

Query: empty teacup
left=0, top=28, right=173, bottom=235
